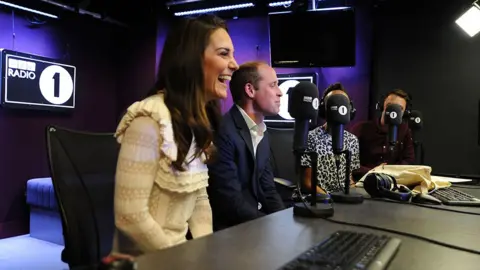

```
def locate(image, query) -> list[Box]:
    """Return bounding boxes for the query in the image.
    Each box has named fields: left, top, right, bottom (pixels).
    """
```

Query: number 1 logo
left=39, top=65, right=74, bottom=105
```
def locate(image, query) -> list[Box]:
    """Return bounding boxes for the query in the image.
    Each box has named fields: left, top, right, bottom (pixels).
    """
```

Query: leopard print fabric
left=301, top=126, right=360, bottom=193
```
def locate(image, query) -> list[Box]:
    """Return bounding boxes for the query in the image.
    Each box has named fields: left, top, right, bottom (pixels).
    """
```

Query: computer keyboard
left=430, top=187, right=480, bottom=206
left=279, top=231, right=401, bottom=270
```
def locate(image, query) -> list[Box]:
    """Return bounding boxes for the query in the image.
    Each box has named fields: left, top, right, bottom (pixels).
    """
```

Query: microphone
left=385, top=104, right=404, bottom=147
left=408, top=110, right=423, bottom=131
left=288, top=82, right=319, bottom=154
left=325, top=94, right=364, bottom=204
left=325, top=94, right=350, bottom=154
left=408, top=110, right=424, bottom=165
left=288, top=82, right=333, bottom=218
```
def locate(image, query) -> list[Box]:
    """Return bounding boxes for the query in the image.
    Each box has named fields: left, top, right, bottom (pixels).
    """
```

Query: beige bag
left=356, top=165, right=451, bottom=194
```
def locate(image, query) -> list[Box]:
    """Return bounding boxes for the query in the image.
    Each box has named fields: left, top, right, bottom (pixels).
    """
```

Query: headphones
left=375, top=90, right=413, bottom=119
left=318, top=85, right=356, bottom=121
left=363, top=173, right=413, bottom=202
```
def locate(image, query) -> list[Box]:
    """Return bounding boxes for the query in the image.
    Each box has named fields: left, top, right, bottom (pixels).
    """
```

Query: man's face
left=251, top=65, right=283, bottom=116
left=383, top=94, right=407, bottom=114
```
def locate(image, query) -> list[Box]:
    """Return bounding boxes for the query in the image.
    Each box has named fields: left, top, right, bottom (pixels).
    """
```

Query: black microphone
left=326, top=94, right=364, bottom=204
left=288, top=82, right=319, bottom=154
left=325, top=94, right=350, bottom=154
left=385, top=104, right=403, bottom=147
left=408, top=110, right=423, bottom=131
left=408, top=110, right=424, bottom=165
left=288, top=82, right=333, bottom=218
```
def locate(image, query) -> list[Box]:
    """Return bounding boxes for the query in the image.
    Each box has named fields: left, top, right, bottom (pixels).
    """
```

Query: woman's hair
left=147, top=15, right=226, bottom=171
left=322, top=82, right=346, bottom=100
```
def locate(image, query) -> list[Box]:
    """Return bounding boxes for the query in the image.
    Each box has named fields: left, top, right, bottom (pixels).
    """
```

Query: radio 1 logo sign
left=2, top=51, right=76, bottom=110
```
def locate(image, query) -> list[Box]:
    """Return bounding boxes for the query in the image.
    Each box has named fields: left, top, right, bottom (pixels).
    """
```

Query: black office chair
left=267, top=127, right=297, bottom=206
left=46, top=125, right=119, bottom=269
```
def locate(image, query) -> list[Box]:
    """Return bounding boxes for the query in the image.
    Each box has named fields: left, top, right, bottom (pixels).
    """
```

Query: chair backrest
left=46, top=125, right=119, bottom=268
left=267, top=127, right=296, bottom=183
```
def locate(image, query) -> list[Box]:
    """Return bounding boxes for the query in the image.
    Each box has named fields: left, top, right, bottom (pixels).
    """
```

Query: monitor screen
left=269, top=9, right=356, bottom=68
left=265, top=73, right=318, bottom=127
left=0, top=49, right=76, bottom=111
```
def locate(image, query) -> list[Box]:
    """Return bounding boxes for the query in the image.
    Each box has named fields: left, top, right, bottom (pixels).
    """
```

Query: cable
left=365, top=197, right=480, bottom=216
left=334, top=157, right=344, bottom=192
left=322, top=216, right=480, bottom=255
left=11, top=10, right=15, bottom=50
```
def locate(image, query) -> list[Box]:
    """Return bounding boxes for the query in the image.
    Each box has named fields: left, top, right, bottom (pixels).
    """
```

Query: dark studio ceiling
left=1, top=0, right=397, bottom=29
left=2, top=0, right=160, bottom=28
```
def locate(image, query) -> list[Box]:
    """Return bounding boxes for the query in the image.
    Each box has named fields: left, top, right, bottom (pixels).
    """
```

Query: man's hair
left=322, top=82, right=346, bottom=100
left=386, top=89, right=410, bottom=103
left=229, top=61, right=268, bottom=105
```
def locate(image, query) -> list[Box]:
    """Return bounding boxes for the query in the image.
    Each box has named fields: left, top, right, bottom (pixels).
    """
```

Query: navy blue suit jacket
left=207, top=105, right=285, bottom=231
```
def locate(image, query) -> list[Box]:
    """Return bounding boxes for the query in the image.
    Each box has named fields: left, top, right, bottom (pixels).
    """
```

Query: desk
left=137, top=189, right=480, bottom=270
left=357, top=186, right=480, bottom=214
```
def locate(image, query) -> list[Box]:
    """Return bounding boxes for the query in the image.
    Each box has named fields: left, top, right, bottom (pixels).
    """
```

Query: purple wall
left=156, top=7, right=373, bottom=121
left=0, top=10, right=156, bottom=238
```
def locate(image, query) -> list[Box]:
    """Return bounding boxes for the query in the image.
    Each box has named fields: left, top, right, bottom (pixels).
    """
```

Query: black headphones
left=375, top=89, right=413, bottom=119
left=318, top=84, right=356, bottom=121
left=363, top=173, right=413, bottom=202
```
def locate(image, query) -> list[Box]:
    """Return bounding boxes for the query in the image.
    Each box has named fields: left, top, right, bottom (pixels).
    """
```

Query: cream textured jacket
left=111, top=93, right=212, bottom=256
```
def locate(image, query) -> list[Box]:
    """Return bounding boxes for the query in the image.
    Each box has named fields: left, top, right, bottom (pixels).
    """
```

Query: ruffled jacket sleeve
left=113, top=94, right=211, bottom=253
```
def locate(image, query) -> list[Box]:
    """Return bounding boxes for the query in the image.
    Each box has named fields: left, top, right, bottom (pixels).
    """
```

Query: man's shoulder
left=216, top=109, right=236, bottom=132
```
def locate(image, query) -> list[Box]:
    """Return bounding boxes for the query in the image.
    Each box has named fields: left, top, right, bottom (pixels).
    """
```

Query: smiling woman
left=111, top=14, right=239, bottom=256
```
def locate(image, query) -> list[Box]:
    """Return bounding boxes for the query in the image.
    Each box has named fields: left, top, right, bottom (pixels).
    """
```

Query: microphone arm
left=345, top=149, right=351, bottom=195
left=330, top=149, right=364, bottom=204
left=309, top=151, right=319, bottom=206
left=292, top=122, right=334, bottom=218
left=387, top=124, right=398, bottom=163
left=333, top=149, right=351, bottom=195
left=293, top=119, right=310, bottom=175
left=292, top=150, right=320, bottom=207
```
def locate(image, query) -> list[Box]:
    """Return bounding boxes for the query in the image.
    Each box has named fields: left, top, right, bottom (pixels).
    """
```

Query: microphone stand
left=411, top=130, right=424, bottom=165
left=293, top=150, right=334, bottom=218
left=329, top=149, right=364, bottom=204
left=388, top=142, right=397, bottom=165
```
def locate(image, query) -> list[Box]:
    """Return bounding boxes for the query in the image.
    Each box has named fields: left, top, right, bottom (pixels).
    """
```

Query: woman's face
left=203, top=28, right=239, bottom=101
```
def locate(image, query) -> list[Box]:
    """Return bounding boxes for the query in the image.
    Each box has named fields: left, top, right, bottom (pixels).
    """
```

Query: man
left=208, top=61, right=285, bottom=231
left=301, top=83, right=360, bottom=194
left=349, top=89, right=415, bottom=180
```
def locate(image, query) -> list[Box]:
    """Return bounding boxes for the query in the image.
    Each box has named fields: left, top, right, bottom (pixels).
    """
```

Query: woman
left=112, top=15, right=239, bottom=256
left=300, top=83, right=360, bottom=194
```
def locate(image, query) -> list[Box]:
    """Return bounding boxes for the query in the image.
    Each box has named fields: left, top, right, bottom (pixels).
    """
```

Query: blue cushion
left=26, top=177, right=58, bottom=210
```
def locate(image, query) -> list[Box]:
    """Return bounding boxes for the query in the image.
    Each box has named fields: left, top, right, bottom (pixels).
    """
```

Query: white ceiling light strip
left=174, top=3, right=255, bottom=16
left=0, top=0, right=58, bottom=19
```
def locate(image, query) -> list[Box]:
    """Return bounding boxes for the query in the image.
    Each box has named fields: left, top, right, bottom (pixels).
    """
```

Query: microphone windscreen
left=325, top=94, right=350, bottom=124
left=385, top=104, right=403, bottom=125
left=288, top=82, right=319, bottom=120
left=408, top=110, right=423, bottom=130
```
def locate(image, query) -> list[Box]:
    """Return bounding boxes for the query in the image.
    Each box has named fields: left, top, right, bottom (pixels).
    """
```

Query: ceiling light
left=174, top=3, right=255, bottom=16
left=456, top=2, right=480, bottom=37
left=269, top=6, right=351, bottom=15
left=269, top=1, right=293, bottom=7
left=0, top=0, right=58, bottom=19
